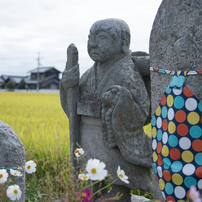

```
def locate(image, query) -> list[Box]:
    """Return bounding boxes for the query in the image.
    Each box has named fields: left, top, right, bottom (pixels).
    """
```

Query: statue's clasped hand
left=61, top=64, right=79, bottom=90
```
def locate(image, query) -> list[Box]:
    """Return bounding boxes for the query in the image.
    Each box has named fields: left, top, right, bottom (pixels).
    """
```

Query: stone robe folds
left=61, top=52, right=153, bottom=191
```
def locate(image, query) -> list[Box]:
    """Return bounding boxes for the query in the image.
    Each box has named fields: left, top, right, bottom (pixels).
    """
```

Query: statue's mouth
left=91, top=53, right=99, bottom=56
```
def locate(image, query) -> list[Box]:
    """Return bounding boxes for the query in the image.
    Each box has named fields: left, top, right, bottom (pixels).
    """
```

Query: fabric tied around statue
left=150, top=67, right=202, bottom=202
left=0, top=166, right=25, bottom=171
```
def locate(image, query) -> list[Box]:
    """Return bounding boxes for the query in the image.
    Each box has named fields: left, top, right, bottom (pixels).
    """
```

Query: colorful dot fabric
left=151, top=67, right=202, bottom=202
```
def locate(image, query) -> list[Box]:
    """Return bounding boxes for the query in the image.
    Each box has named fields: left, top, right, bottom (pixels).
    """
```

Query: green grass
left=0, top=92, right=72, bottom=200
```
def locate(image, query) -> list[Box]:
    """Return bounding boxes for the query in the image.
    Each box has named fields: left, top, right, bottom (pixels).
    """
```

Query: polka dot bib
left=150, top=67, right=202, bottom=202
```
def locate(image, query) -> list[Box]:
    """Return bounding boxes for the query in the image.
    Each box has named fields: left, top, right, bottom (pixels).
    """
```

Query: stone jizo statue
left=60, top=18, right=152, bottom=202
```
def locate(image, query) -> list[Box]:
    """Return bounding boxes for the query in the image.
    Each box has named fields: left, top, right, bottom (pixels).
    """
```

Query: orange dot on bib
left=183, top=86, right=193, bottom=97
left=166, top=195, right=176, bottom=202
left=196, top=166, right=202, bottom=178
left=163, top=170, right=171, bottom=182
left=157, top=142, right=162, bottom=154
left=170, top=148, right=181, bottom=160
left=162, top=119, right=168, bottom=131
left=160, top=94, right=167, bottom=106
left=192, top=139, right=202, bottom=152
left=175, top=110, right=186, bottom=123
left=158, top=155, right=163, bottom=166
left=177, top=124, right=189, bottom=136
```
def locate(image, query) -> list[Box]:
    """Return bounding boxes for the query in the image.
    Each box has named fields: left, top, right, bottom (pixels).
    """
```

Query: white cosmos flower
left=74, top=148, right=85, bottom=158
left=86, top=158, right=108, bottom=181
left=0, top=169, right=8, bottom=184
left=7, top=185, right=22, bottom=201
left=10, top=169, right=22, bottom=177
left=117, top=166, right=129, bottom=184
left=78, top=173, right=90, bottom=180
left=25, top=160, right=36, bottom=174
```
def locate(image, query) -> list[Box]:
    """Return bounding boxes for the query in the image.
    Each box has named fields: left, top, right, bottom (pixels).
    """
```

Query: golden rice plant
left=0, top=92, right=70, bottom=179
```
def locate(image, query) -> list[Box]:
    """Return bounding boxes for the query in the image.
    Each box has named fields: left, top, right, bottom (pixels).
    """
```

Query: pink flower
left=189, top=186, right=202, bottom=202
left=78, top=189, right=93, bottom=202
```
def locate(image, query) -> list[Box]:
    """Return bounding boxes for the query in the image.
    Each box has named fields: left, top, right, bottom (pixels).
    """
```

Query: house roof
left=3, top=75, right=28, bottom=84
left=28, top=67, right=61, bottom=73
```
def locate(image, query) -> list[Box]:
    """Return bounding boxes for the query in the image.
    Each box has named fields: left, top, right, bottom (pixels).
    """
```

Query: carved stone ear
left=121, top=30, right=130, bottom=53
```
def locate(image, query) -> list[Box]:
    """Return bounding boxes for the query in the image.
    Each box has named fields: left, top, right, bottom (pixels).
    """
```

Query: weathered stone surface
left=149, top=0, right=202, bottom=200
left=60, top=18, right=152, bottom=201
left=150, top=0, right=202, bottom=115
left=0, top=121, right=26, bottom=202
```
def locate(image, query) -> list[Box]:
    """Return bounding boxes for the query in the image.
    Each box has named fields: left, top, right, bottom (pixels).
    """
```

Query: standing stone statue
left=150, top=1, right=202, bottom=201
left=60, top=18, right=152, bottom=202
left=0, top=121, right=26, bottom=202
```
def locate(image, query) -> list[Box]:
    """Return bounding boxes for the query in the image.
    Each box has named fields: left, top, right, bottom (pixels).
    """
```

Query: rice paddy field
left=0, top=91, right=70, bottom=164
left=0, top=91, right=152, bottom=201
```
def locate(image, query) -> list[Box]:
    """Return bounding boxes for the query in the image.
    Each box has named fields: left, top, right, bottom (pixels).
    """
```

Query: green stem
left=92, top=177, right=119, bottom=196
left=84, top=180, right=101, bottom=189
left=81, top=155, right=87, bottom=164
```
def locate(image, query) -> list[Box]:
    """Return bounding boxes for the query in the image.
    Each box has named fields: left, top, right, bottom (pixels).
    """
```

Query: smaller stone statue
left=60, top=18, right=152, bottom=202
left=0, top=121, right=26, bottom=202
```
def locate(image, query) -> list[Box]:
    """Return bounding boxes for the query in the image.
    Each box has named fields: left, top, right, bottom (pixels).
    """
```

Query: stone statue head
left=173, top=36, right=193, bottom=70
left=87, top=18, right=131, bottom=63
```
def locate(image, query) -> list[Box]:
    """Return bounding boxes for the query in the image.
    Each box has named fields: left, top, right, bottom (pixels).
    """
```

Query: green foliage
left=7, top=80, right=15, bottom=90
left=131, top=189, right=153, bottom=199
left=1, top=82, right=5, bottom=89
left=26, top=175, right=45, bottom=202
left=17, top=79, right=26, bottom=89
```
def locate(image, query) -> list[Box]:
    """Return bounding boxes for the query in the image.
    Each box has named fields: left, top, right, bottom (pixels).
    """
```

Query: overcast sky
left=0, top=0, right=162, bottom=77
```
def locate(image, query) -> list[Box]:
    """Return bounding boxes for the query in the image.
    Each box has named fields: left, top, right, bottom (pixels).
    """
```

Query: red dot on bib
left=157, top=142, right=162, bottom=154
left=166, top=195, right=176, bottom=202
left=163, top=170, right=171, bottom=182
left=170, top=148, right=181, bottom=160
left=156, top=174, right=159, bottom=182
left=175, top=110, right=186, bottom=123
left=183, top=86, right=194, bottom=97
left=177, top=124, right=189, bottom=136
left=161, top=94, right=167, bottom=106
left=192, top=139, right=202, bottom=152
left=162, top=119, right=168, bottom=131
left=158, top=155, right=163, bottom=166
left=196, top=166, right=202, bottom=178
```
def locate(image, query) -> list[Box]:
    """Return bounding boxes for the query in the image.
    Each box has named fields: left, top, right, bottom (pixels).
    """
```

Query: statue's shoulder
left=80, top=64, right=95, bottom=84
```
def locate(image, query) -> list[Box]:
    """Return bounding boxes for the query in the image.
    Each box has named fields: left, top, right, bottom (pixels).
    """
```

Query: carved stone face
left=173, top=37, right=190, bottom=70
left=87, top=19, right=123, bottom=63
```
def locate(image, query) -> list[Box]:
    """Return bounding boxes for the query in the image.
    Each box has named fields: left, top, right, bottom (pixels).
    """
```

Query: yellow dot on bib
left=156, top=106, right=161, bottom=116
left=162, top=145, right=169, bottom=157
left=153, top=151, right=158, bottom=162
left=182, top=150, right=194, bottom=163
left=159, top=178, right=165, bottom=190
left=168, top=121, right=176, bottom=134
left=172, top=173, right=183, bottom=185
left=178, top=200, right=185, bottom=202
left=152, top=127, right=157, bottom=138
left=177, top=71, right=181, bottom=76
left=167, top=95, right=174, bottom=107
left=187, top=112, right=200, bottom=125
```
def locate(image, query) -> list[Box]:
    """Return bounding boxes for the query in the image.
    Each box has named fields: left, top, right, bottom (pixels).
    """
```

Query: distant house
left=0, top=67, right=61, bottom=89
left=27, top=67, right=61, bottom=89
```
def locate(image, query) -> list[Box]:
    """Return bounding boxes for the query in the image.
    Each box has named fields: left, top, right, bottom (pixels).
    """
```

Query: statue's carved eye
left=97, top=35, right=107, bottom=40
left=111, top=88, right=117, bottom=94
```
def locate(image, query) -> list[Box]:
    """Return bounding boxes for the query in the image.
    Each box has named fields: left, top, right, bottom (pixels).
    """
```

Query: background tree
left=18, top=79, right=26, bottom=89
left=7, top=80, right=15, bottom=90
left=1, top=82, right=5, bottom=89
